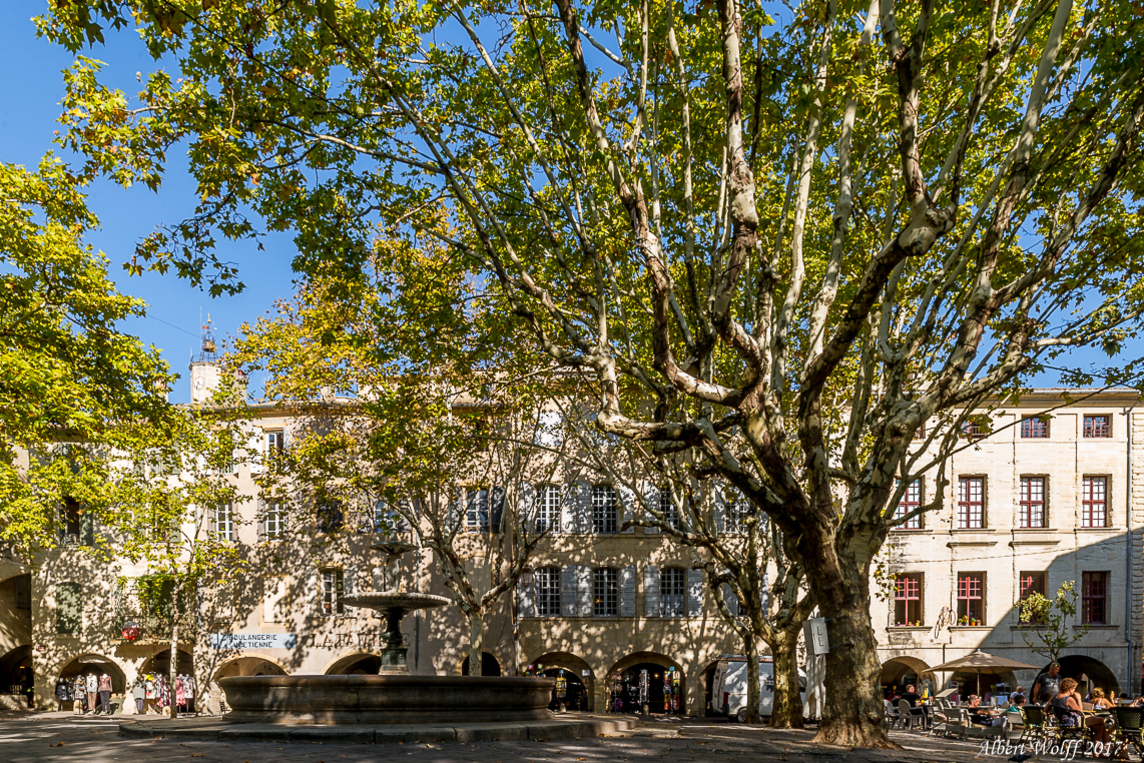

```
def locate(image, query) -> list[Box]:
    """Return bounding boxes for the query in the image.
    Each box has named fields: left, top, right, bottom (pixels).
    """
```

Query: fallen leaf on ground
left=49, top=742, right=65, bottom=747
left=191, top=755, right=203, bottom=758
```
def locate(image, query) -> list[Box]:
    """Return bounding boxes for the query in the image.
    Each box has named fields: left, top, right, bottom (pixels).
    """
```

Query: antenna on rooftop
left=198, top=313, right=217, bottom=362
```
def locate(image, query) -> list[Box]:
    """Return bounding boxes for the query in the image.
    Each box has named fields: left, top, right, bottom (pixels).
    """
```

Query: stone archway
left=1053, top=655, right=1120, bottom=699
left=880, top=656, right=931, bottom=696
left=458, top=651, right=503, bottom=677
left=212, top=655, right=289, bottom=681
left=325, top=652, right=382, bottom=675
left=57, top=653, right=127, bottom=694
left=530, top=652, right=595, bottom=712
left=0, top=645, right=33, bottom=707
left=607, top=651, right=686, bottom=715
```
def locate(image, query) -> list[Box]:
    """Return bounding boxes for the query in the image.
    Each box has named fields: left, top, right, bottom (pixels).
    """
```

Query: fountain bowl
left=219, top=674, right=557, bottom=724
left=340, top=591, right=450, bottom=611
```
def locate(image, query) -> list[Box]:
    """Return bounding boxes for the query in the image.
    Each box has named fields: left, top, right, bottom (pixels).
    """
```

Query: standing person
left=132, top=679, right=145, bottom=715
left=1032, top=663, right=1062, bottom=705
left=97, top=673, right=111, bottom=715
left=84, top=673, right=97, bottom=715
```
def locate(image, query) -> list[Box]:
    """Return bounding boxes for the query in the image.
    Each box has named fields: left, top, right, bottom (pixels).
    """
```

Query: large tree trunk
left=744, top=633, right=761, bottom=724
left=809, top=553, right=892, bottom=748
left=467, top=612, right=484, bottom=677
left=769, top=626, right=805, bottom=729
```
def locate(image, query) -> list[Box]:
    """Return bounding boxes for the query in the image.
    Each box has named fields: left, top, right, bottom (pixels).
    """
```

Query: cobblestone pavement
left=0, top=711, right=1049, bottom=763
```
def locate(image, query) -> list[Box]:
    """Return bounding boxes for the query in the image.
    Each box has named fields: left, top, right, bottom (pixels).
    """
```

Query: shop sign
left=210, top=633, right=297, bottom=650
left=297, top=633, right=394, bottom=649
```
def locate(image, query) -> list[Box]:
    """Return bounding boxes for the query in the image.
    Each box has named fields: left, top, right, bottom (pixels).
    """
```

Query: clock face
left=193, top=377, right=205, bottom=390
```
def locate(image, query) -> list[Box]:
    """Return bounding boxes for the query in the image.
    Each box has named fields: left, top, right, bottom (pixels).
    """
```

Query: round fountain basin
left=219, top=675, right=557, bottom=724
left=340, top=592, right=450, bottom=611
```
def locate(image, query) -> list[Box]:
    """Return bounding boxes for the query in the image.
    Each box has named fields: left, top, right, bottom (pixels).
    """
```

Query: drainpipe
left=1127, top=398, right=1138, bottom=696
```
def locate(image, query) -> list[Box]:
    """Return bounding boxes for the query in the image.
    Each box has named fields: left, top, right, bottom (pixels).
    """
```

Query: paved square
left=0, top=712, right=1031, bottom=763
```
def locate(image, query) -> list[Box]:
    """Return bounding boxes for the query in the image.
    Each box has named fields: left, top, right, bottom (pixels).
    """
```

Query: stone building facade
left=875, top=390, right=1144, bottom=700
left=0, top=375, right=1141, bottom=715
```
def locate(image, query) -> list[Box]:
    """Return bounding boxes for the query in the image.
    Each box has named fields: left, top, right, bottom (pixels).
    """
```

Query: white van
left=711, top=655, right=807, bottom=722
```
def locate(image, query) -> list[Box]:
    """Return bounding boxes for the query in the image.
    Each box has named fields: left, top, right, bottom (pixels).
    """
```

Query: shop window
left=659, top=567, right=687, bottom=617
left=1083, top=415, right=1111, bottom=438
left=956, top=572, right=985, bottom=625
left=535, top=567, right=561, bottom=616
left=212, top=503, right=235, bottom=542
left=592, top=485, right=618, bottom=534
left=1018, top=477, right=1046, bottom=528
left=320, top=568, right=345, bottom=616
left=957, top=477, right=985, bottom=529
left=592, top=567, right=618, bottom=617
left=1020, top=416, right=1050, bottom=438
left=56, top=582, right=82, bottom=634
left=892, top=480, right=922, bottom=529
left=535, top=484, right=561, bottom=533
left=1082, top=476, right=1108, bottom=527
left=894, top=573, right=923, bottom=626
left=1082, top=571, right=1108, bottom=625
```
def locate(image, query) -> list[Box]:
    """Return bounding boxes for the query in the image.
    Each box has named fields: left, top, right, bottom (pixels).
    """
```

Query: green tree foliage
left=0, top=155, right=168, bottom=555
left=105, top=404, right=250, bottom=717
left=37, top=0, right=1144, bottom=746
left=1018, top=581, right=1090, bottom=665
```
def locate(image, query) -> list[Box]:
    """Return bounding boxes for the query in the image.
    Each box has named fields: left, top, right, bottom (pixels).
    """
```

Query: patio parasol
left=928, top=650, right=1039, bottom=697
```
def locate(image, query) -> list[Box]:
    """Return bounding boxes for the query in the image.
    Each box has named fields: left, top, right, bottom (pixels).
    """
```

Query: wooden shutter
left=618, top=485, right=636, bottom=533
left=561, top=566, right=579, bottom=617
left=79, top=510, right=95, bottom=546
left=620, top=566, right=636, bottom=617
left=687, top=569, right=704, bottom=617
left=518, top=576, right=535, bottom=618
left=574, top=482, right=592, bottom=534
left=490, top=486, right=505, bottom=533
left=642, top=483, right=660, bottom=534
left=713, top=486, right=727, bottom=534
left=644, top=566, right=660, bottom=618
left=577, top=566, right=593, bottom=617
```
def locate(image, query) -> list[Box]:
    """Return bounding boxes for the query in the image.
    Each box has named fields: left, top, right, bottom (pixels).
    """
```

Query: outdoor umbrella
left=929, top=650, right=1039, bottom=697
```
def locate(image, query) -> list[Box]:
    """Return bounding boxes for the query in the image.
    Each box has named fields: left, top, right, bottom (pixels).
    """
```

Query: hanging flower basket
left=122, top=621, right=141, bottom=641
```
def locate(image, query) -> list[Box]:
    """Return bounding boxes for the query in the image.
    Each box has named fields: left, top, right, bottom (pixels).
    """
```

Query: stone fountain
left=218, top=538, right=555, bottom=724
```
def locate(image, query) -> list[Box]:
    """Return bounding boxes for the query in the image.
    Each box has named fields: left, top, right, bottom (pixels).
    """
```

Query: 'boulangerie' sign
left=210, top=633, right=298, bottom=650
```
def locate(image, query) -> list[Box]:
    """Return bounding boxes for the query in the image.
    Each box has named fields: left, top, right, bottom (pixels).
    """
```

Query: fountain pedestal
left=340, top=591, right=449, bottom=675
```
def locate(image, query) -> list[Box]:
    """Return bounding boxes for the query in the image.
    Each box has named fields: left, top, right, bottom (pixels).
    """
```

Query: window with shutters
left=1020, top=416, right=1050, bottom=438
left=892, top=480, right=922, bottom=529
left=592, top=567, right=618, bottom=617
left=958, top=477, right=985, bottom=529
left=1019, top=571, right=1046, bottom=624
left=660, top=567, right=687, bottom=617
left=534, top=410, right=564, bottom=447
left=60, top=497, right=94, bottom=546
left=1082, top=476, right=1108, bottom=527
left=960, top=416, right=990, bottom=440
left=536, top=484, right=561, bottom=533
left=1018, top=476, right=1046, bottom=529
left=262, top=502, right=286, bottom=540
left=536, top=567, right=561, bottom=616
left=317, top=500, right=345, bottom=533
left=320, top=568, right=345, bottom=616
left=893, top=573, right=923, bottom=626
left=266, top=429, right=286, bottom=452
left=1083, top=415, right=1111, bottom=438
left=592, top=485, right=618, bottom=534
left=212, top=503, right=235, bottom=542
left=660, top=487, right=682, bottom=530
left=466, top=488, right=490, bottom=531
left=722, top=585, right=741, bottom=618
left=956, top=572, right=985, bottom=624
left=1082, top=571, right=1108, bottom=624
left=724, top=491, right=750, bottom=534
left=56, top=582, right=82, bottom=634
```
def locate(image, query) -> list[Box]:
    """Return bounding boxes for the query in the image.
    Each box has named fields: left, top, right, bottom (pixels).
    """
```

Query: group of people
left=53, top=673, right=113, bottom=714
left=131, top=673, right=196, bottom=715
left=894, top=661, right=1144, bottom=757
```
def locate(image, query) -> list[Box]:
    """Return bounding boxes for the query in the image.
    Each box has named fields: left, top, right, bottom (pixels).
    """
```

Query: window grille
left=592, top=485, right=618, bottom=534
left=592, top=568, right=618, bottom=616
left=660, top=567, right=686, bottom=617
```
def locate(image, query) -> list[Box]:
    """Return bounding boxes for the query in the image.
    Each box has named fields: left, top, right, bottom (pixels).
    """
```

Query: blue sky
left=1, top=1, right=297, bottom=403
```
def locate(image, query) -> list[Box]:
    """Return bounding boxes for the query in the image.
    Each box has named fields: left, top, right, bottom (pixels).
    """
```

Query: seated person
left=1051, top=678, right=1109, bottom=745
left=1009, top=686, right=1025, bottom=704
left=899, top=684, right=923, bottom=707
left=967, top=695, right=981, bottom=708
left=1091, top=688, right=1114, bottom=710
